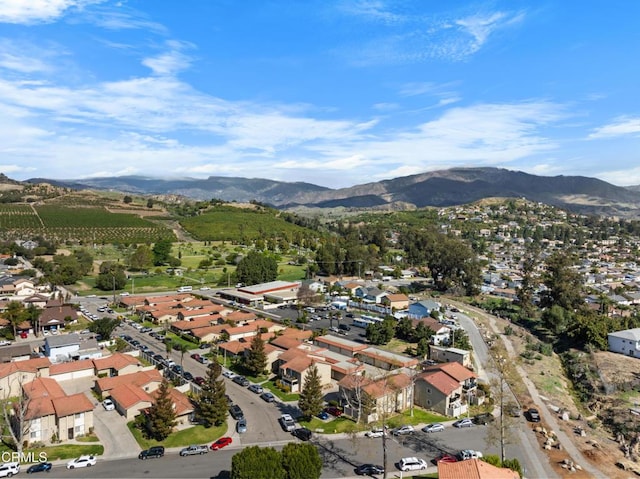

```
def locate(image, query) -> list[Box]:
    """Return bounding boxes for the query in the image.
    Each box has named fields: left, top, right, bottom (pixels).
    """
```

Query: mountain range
left=23, top=167, right=640, bottom=218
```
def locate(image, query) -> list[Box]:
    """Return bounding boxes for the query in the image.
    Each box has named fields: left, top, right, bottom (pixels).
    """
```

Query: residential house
left=438, top=459, right=519, bottom=479
left=43, top=334, right=80, bottom=363
left=22, top=377, right=94, bottom=443
left=278, top=355, right=332, bottom=393
left=381, top=293, right=409, bottom=311
left=38, top=305, right=77, bottom=333
left=608, top=328, right=640, bottom=357
left=0, top=357, right=51, bottom=397
left=313, top=335, right=368, bottom=358
left=49, top=359, right=95, bottom=381
left=428, top=346, right=472, bottom=368
left=408, top=299, right=441, bottom=318
left=339, top=372, right=413, bottom=423
left=356, top=347, right=419, bottom=371
left=414, top=362, right=477, bottom=417
left=94, top=369, right=163, bottom=399
left=93, top=353, right=144, bottom=377
left=411, top=317, right=451, bottom=346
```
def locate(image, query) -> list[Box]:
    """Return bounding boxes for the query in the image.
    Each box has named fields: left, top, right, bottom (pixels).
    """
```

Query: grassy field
left=127, top=422, right=227, bottom=449
left=31, top=444, right=104, bottom=462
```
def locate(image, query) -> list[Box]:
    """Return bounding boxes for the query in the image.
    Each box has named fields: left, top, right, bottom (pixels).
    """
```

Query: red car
left=325, top=406, right=343, bottom=417
left=194, top=377, right=205, bottom=386
left=210, top=437, right=232, bottom=450
left=434, top=453, right=458, bottom=464
left=19, top=331, right=28, bottom=339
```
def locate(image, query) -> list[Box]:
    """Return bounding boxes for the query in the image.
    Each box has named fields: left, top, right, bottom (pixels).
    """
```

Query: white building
left=608, top=329, right=640, bottom=357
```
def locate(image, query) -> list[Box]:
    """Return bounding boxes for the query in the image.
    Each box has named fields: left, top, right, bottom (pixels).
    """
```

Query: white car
left=222, top=370, right=236, bottom=379
left=459, top=449, right=483, bottom=461
left=0, top=340, right=11, bottom=347
left=66, top=455, right=97, bottom=469
left=392, top=425, right=415, bottom=436
left=102, top=398, right=115, bottom=411
left=365, top=428, right=386, bottom=438
left=398, top=457, right=427, bottom=472
left=0, top=462, right=19, bottom=477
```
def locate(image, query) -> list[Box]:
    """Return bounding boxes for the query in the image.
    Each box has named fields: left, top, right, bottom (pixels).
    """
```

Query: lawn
left=385, top=408, right=448, bottom=428
left=262, top=379, right=300, bottom=402
left=299, top=416, right=360, bottom=434
left=30, top=444, right=104, bottom=462
left=127, top=422, right=227, bottom=449
left=165, top=332, right=200, bottom=351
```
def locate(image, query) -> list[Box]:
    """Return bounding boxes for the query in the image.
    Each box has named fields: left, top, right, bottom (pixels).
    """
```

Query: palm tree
left=5, top=301, right=26, bottom=339
left=179, top=343, right=189, bottom=375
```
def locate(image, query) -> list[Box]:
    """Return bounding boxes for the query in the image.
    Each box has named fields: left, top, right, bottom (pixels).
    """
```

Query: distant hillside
left=21, top=167, right=640, bottom=218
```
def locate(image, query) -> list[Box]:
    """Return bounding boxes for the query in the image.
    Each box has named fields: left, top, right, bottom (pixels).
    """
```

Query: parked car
left=365, top=427, right=386, bottom=438
left=210, top=437, right=233, bottom=450
left=229, top=404, right=244, bottom=420
left=102, top=398, right=115, bottom=411
left=458, top=449, right=484, bottom=461
left=338, top=324, right=351, bottom=331
left=325, top=406, right=343, bottom=417
left=140, top=327, right=152, bottom=333
left=317, top=410, right=329, bottom=420
left=392, top=425, right=415, bottom=436
left=26, top=462, right=52, bottom=473
left=279, top=414, right=296, bottom=432
left=472, top=413, right=495, bottom=425
left=260, top=392, right=275, bottom=403
left=197, top=356, right=209, bottom=364
left=179, top=445, right=209, bottom=456
left=183, top=371, right=194, bottom=381
left=453, top=418, right=474, bottom=428
left=433, top=453, right=458, bottom=464
left=248, top=384, right=263, bottom=394
left=422, top=423, right=445, bottom=433
left=0, top=462, right=20, bottom=477
left=66, top=455, right=97, bottom=469
left=232, top=375, right=250, bottom=387
left=292, top=427, right=312, bottom=441
left=190, top=353, right=201, bottom=361
left=222, top=370, right=235, bottom=379
left=194, top=376, right=205, bottom=386
left=138, top=446, right=165, bottom=460
left=398, top=457, right=427, bottom=472
left=236, top=418, right=247, bottom=434
left=527, top=408, right=541, bottom=422
left=355, top=464, right=384, bottom=476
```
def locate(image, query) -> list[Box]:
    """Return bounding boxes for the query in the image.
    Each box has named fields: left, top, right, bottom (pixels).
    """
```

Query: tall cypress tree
left=298, top=363, right=323, bottom=419
left=197, top=361, right=228, bottom=427
left=245, top=333, right=267, bottom=377
left=147, top=379, right=176, bottom=441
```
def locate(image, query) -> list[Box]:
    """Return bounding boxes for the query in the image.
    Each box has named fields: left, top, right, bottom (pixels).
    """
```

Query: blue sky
left=1, top=0, right=639, bottom=189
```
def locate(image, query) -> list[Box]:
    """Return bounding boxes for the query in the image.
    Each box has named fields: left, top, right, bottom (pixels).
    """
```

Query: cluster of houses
left=0, top=350, right=192, bottom=446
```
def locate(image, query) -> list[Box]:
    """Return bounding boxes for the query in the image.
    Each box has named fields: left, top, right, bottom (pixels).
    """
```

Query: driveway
left=93, top=402, right=141, bottom=459
left=59, top=377, right=141, bottom=460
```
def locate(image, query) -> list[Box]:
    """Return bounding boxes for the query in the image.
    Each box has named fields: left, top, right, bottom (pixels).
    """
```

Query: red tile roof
left=438, top=459, right=519, bottom=479
left=50, top=358, right=95, bottom=376
left=424, top=361, right=476, bottom=382
left=110, top=383, right=153, bottom=409
left=52, top=392, right=94, bottom=417
left=92, top=352, right=141, bottom=372
left=418, top=370, right=461, bottom=395
left=95, top=369, right=162, bottom=393
left=23, top=377, right=66, bottom=400
left=0, top=357, right=51, bottom=379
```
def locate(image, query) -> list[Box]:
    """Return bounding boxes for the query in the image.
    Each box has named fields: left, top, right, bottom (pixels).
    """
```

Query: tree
left=4, top=301, right=26, bottom=339
left=296, top=283, right=317, bottom=308
left=1, top=377, right=31, bottom=453
left=540, top=251, right=584, bottom=312
left=235, top=251, right=278, bottom=285
left=146, top=379, right=176, bottom=441
left=129, top=245, right=154, bottom=271
left=197, top=361, right=228, bottom=427
left=281, top=442, right=322, bottom=479
left=95, top=261, right=127, bottom=291
left=416, top=338, right=429, bottom=358
left=123, top=195, right=132, bottom=204
left=244, top=333, right=267, bottom=377
left=146, top=198, right=154, bottom=209
left=231, top=446, right=285, bottom=479
left=298, top=363, right=323, bottom=419
left=153, top=239, right=174, bottom=266
left=179, top=343, right=189, bottom=373
left=89, top=317, right=120, bottom=340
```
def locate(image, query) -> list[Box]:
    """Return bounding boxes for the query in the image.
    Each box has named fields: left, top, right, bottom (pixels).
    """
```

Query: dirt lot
left=458, top=302, right=630, bottom=479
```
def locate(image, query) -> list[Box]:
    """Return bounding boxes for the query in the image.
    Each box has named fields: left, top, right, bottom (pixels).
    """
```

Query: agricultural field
left=179, top=205, right=315, bottom=241
left=0, top=204, right=176, bottom=244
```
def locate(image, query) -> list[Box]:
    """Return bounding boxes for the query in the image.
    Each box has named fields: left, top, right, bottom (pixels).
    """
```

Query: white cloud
left=589, top=117, right=640, bottom=139
left=338, top=0, right=405, bottom=24
left=142, top=41, right=194, bottom=76
left=455, top=11, right=524, bottom=51
left=0, top=0, right=102, bottom=24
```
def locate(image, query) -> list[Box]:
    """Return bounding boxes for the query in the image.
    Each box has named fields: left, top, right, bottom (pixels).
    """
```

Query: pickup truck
left=179, top=445, right=209, bottom=456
